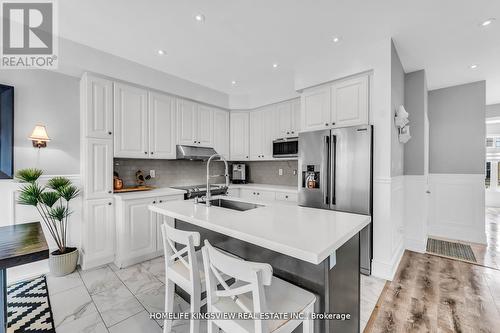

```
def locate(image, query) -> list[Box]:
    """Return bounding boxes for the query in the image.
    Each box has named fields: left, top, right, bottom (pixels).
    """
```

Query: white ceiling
left=59, top=0, right=500, bottom=105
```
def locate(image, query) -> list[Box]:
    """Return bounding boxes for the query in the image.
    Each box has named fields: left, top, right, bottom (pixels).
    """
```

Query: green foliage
left=59, top=185, right=80, bottom=202
left=40, top=191, right=60, bottom=208
left=15, top=168, right=43, bottom=183
left=48, top=206, right=69, bottom=222
left=47, top=177, right=71, bottom=192
left=17, top=183, right=44, bottom=206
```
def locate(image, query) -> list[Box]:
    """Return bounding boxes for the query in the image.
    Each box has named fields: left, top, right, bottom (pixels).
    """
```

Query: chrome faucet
left=205, top=154, right=229, bottom=206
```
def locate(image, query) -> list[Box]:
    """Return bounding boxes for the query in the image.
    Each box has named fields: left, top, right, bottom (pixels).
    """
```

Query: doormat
left=7, top=275, right=55, bottom=333
left=426, top=238, right=477, bottom=263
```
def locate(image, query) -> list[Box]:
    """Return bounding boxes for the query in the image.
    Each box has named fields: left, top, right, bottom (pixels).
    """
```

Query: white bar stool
left=161, top=223, right=204, bottom=333
left=202, top=240, right=316, bottom=333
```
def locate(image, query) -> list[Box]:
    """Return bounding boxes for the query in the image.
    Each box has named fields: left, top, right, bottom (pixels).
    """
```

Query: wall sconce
left=29, top=124, right=51, bottom=148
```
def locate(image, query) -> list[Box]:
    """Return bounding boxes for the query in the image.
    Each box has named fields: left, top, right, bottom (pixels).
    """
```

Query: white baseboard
left=372, top=238, right=405, bottom=280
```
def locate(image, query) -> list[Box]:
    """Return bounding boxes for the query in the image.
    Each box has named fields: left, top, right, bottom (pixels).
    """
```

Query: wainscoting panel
left=404, top=175, right=428, bottom=253
left=428, top=174, right=486, bottom=244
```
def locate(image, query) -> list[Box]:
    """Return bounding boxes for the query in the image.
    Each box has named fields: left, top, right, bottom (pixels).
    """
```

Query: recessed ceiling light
left=157, top=49, right=166, bottom=55
left=231, top=80, right=237, bottom=85
left=480, top=18, right=495, bottom=27
left=272, top=63, right=279, bottom=68
left=194, top=14, right=205, bottom=22
left=332, top=36, right=341, bottom=43
left=470, top=64, right=478, bottom=69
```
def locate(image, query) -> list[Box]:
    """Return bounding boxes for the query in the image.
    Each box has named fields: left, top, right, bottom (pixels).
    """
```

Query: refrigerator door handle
left=331, top=134, right=337, bottom=206
left=323, top=135, right=330, bottom=205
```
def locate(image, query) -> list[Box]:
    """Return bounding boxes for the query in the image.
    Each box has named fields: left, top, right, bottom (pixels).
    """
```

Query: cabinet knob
left=159, top=200, right=163, bottom=203
left=285, top=195, right=289, bottom=199
left=144, top=151, right=148, bottom=154
left=257, top=192, right=260, bottom=195
left=253, top=192, right=256, bottom=195
left=108, top=202, right=112, bottom=206
left=291, top=131, right=295, bottom=134
left=151, top=152, right=154, bottom=155
left=194, top=140, right=197, bottom=143
left=198, top=141, right=201, bottom=144
left=325, top=123, right=329, bottom=126
left=286, top=131, right=290, bottom=134
left=108, top=190, right=112, bottom=194
left=331, top=122, right=335, bottom=126
left=246, top=156, right=248, bottom=158
left=153, top=200, right=156, bottom=204
left=108, top=131, right=112, bottom=135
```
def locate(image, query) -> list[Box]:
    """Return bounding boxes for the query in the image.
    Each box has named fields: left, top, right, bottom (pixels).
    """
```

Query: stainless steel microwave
left=272, top=137, right=299, bottom=158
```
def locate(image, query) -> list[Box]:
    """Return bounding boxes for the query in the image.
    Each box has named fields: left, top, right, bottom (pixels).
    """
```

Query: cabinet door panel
left=177, top=99, right=197, bottom=145
left=213, top=109, right=230, bottom=159
left=301, top=87, right=331, bottom=131
left=230, top=112, right=249, bottom=160
left=331, top=76, right=369, bottom=127
left=83, top=199, right=114, bottom=266
left=261, top=106, right=276, bottom=160
left=113, top=83, right=148, bottom=158
left=149, top=92, right=176, bottom=159
left=83, top=75, right=113, bottom=139
left=291, top=99, right=301, bottom=135
left=249, top=110, right=263, bottom=160
left=197, top=104, right=213, bottom=147
left=85, top=138, right=113, bottom=199
left=277, top=102, right=293, bottom=138
left=155, top=195, right=181, bottom=252
left=124, top=198, right=156, bottom=258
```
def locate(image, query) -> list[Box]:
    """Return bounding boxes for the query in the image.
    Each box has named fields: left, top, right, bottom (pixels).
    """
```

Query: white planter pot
left=49, top=248, right=78, bottom=277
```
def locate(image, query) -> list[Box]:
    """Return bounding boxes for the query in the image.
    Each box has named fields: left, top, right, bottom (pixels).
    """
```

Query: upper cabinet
left=213, top=109, right=230, bottom=159
left=249, top=106, right=276, bottom=160
left=148, top=92, right=176, bottom=159
left=113, top=83, right=149, bottom=158
left=301, top=74, right=369, bottom=132
left=277, top=99, right=300, bottom=138
left=331, top=75, right=369, bottom=127
left=81, top=74, right=113, bottom=139
left=230, top=112, right=250, bottom=160
left=177, top=100, right=214, bottom=147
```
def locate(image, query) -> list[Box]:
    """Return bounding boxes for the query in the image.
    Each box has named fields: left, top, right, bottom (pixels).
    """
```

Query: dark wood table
left=0, top=222, right=49, bottom=333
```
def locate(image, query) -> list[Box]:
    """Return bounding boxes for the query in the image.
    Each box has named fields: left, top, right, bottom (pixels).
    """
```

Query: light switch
left=278, top=168, right=283, bottom=176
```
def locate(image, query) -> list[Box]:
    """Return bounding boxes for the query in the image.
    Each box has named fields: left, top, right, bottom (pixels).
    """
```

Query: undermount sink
left=199, top=198, right=264, bottom=211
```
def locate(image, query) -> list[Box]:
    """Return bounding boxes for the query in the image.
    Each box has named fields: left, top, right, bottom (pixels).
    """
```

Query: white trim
left=372, top=238, right=405, bottom=281
left=404, top=175, right=428, bottom=253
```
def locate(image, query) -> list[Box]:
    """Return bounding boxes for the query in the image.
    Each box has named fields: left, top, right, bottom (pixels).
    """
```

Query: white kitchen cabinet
left=177, top=101, right=214, bottom=147
left=300, top=75, right=369, bottom=132
left=81, top=198, right=115, bottom=269
left=226, top=188, right=240, bottom=197
left=249, top=110, right=264, bottom=160
left=230, top=112, right=250, bottom=160
left=240, top=189, right=275, bottom=201
left=148, top=92, right=176, bottom=159
left=81, top=74, right=113, bottom=139
left=116, top=197, right=157, bottom=266
left=84, top=138, right=113, bottom=199
left=155, top=195, right=178, bottom=255
left=301, top=86, right=331, bottom=131
left=213, top=109, right=230, bottom=159
left=275, top=191, right=298, bottom=202
left=113, top=83, right=149, bottom=158
left=249, top=107, right=276, bottom=160
left=277, top=99, right=300, bottom=138
left=331, top=75, right=369, bottom=127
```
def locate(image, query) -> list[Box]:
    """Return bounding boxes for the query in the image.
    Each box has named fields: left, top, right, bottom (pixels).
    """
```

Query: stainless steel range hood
left=176, top=145, right=218, bottom=161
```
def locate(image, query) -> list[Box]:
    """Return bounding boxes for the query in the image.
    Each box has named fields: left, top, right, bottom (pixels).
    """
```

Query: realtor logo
left=1, top=0, right=58, bottom=68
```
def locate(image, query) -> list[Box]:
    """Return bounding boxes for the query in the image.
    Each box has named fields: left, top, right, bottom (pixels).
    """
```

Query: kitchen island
left=150, top=196, right=371, bottom=333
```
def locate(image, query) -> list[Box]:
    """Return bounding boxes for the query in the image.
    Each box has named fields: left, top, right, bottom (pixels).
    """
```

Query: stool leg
left=189, top=292, right=200, bottom=333
left=163, top=280, right=174, bottom=333
left=303, top=302, right=314, bottom=333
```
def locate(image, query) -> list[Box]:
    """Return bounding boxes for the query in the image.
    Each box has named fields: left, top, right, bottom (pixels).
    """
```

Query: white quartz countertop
left=149, top=197, right=370, bottom=265
left=229, top=183, right=297, bottom=193
left=114, top=187, right=185, bottom=200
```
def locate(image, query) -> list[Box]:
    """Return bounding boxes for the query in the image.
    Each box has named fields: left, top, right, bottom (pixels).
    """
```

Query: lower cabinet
left=114, top=194, right=182, bottom=268
left=240, top=189, right=277, bottom=201
left=81, top=198, right=115, bottom=270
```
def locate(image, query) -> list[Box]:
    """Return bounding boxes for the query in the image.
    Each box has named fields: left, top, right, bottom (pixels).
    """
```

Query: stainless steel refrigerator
left=298, top=125, right=373, bottom=275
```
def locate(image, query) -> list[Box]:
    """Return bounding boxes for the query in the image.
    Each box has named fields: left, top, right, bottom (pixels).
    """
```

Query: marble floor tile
left=141, top=257, right=165, bottom=282
left=46, top=270, right=84, bottom=295
left=50, top=285, right=99, bottom=330
left=108, top=310, right=162, bottom=333
left=115, top=263, right=163, bottom=295
left=79, top=265, right=123, bottom=295
left=92, top=283, right=144, bottom=327
left=135, top=284, right=165, bottom=326
left=56, top=312, right=108, bottom=333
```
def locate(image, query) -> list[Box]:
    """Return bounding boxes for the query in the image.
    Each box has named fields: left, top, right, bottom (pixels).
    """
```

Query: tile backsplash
left=114, top=159, right=299, bottom=188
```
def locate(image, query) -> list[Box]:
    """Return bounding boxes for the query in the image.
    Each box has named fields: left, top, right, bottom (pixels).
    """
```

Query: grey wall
left=486, top=103, right=500, bottom=118
left=391, top=40, right=405, bottom=176
left=0, top=70, right=80, bottom=175
left=114, top=159, right=298, bottom=188
left=428, top=81, right=486, bottom=174
left=404, top=70, right=427, bottom=175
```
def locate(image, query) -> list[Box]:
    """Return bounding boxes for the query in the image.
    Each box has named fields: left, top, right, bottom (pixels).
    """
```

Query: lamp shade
left=29, top=125, right=51, bottom=142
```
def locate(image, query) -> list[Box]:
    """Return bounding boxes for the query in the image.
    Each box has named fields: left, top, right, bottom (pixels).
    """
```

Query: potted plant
left=16, top=168, right=80, bottom=276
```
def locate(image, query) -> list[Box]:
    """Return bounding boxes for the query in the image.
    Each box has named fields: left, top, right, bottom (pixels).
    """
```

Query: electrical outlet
left=278, top=168, right=283, bottom=176
left=150, top=170, right=156, bottom=178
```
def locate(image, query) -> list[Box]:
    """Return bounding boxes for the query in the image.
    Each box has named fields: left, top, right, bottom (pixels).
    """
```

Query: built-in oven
left=272, top=137, right=299, bottom=158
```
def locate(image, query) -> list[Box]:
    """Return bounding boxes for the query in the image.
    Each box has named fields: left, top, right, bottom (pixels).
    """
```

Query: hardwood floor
left=469, top=207, right=500, bottom=270
left=366, top=251, right=500, bottom=333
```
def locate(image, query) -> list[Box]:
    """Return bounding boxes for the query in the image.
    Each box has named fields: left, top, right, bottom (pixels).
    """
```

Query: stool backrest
left=202, top=240, right=273, bottom=333
left=161, top=223, right=200, bottom=286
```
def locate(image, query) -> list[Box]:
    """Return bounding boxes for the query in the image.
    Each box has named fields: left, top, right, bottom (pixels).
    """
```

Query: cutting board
left=113, top=185, right=155, bottom=193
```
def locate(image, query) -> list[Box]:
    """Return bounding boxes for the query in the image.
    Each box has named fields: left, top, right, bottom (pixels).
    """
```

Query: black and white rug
left=7, top=275, right=55, bottom=333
